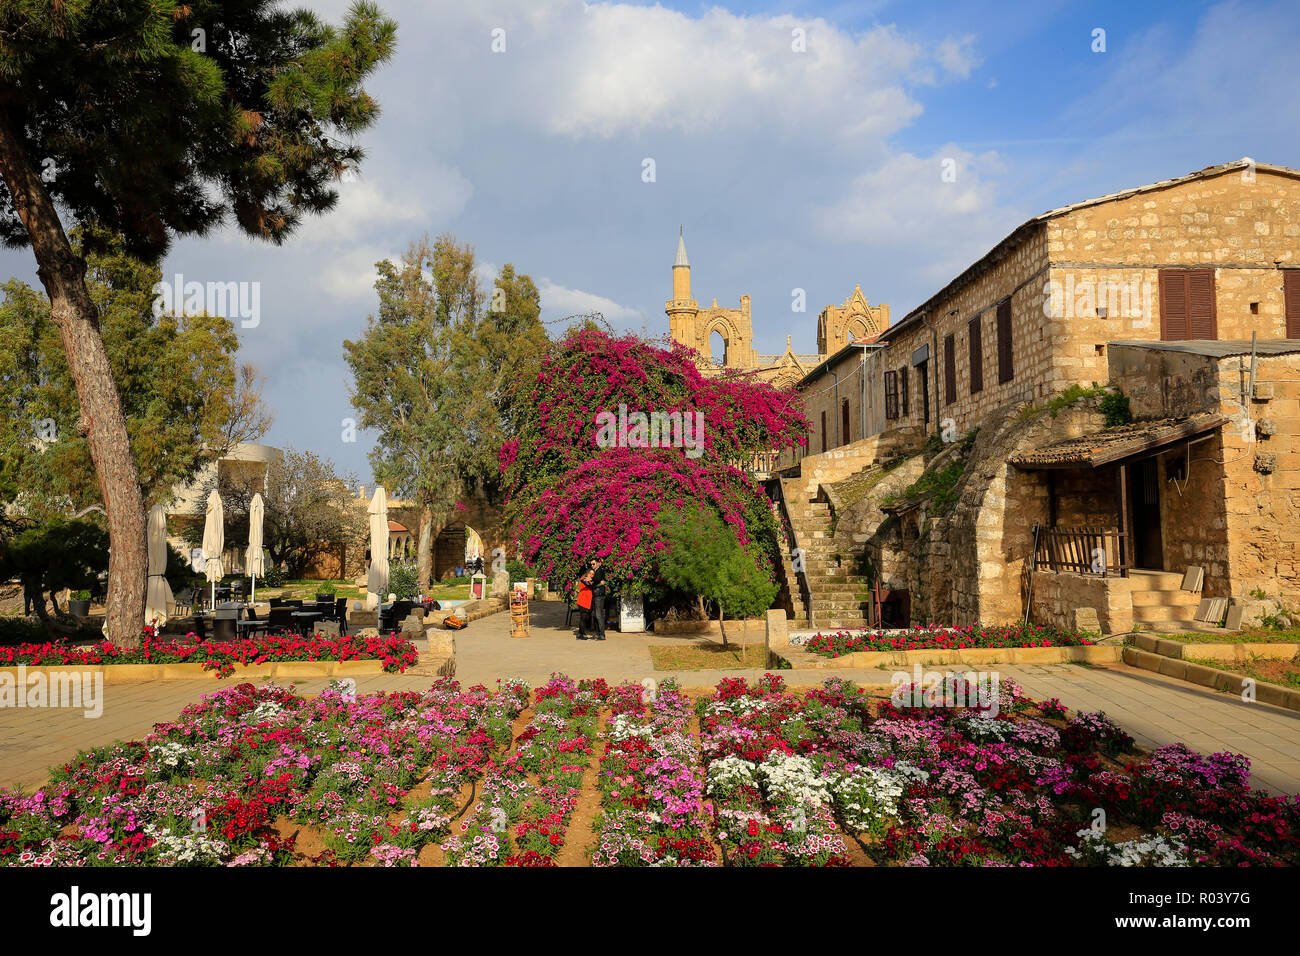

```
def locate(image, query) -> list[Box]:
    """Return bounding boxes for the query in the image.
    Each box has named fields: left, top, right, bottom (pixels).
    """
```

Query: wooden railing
left=1033, top=525, right=1128, bottom=578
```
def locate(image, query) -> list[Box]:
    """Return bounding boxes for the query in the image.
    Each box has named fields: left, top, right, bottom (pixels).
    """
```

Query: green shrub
left=389, top=561, right=419, bottom=600
left=1098, top=390, right=1133, bottom=427
left=505, top=558, right=535, bottom=582
left=71, top=589, right=91, bottom=601
left=261, top=565, right=287, bottom=588
left=656, top=507, right=778, bottom=633
left=315, top=580, right=338, bottom=596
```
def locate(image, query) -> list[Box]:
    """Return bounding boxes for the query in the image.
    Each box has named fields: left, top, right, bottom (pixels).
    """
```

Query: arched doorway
left=433, top=522, right=484, bottom=579
left=710, top=329, right=727, bottom=365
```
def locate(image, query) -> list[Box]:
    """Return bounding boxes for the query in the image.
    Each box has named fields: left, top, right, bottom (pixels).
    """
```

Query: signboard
left=618, top=594, right=645, bottom=633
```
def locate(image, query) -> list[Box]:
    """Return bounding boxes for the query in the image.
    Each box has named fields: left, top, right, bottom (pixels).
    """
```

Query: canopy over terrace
left=1009, top=412, right=1230, bottom=575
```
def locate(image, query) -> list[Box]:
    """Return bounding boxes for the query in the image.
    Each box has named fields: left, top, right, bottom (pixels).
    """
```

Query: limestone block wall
left=1029, top=570, right=1134, bottom=634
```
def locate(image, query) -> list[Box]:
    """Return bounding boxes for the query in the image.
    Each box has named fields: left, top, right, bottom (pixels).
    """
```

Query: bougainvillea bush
left=804, top=623, right=1093, bottom=658
left=0, top=632, right=419, bottom=676
left=499, top=329, right=808, bottom=599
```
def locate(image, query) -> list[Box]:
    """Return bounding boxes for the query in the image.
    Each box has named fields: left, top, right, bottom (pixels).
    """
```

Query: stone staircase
left=782, top=496, right=875, bottom=631
left=1128, top=569, right=1200, bottom=630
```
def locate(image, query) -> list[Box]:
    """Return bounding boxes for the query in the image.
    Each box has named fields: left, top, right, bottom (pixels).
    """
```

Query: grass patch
left=649, top=642, right=771, bottom=671
left=1186, top=655, right=1300, bottom=690
left=1158, top=628, right=1300, bottom=644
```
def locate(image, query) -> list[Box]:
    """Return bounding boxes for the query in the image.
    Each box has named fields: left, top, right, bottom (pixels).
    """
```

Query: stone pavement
left=2, top=602, right=1299, bottom=795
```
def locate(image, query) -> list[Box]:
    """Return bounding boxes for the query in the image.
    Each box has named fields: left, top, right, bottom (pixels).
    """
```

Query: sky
left=5, top=0, right=1299, bottom=487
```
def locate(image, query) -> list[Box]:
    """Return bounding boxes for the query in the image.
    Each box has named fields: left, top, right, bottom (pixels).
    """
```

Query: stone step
left=1127, top=570, right=1186, bottom=590
left=1131, top=588, right=1201, bottom=608
left=1131, top=604, right=1197, bottom=623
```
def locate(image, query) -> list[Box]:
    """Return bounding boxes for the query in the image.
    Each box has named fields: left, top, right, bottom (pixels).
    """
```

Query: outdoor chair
left=266, top=608, right=295, bottom=634
left=269, top=597, right=285, bottom=608
left=212, top=609, right=238, bottom=643
left=235, top=607, right=266, bottom=641
left=380, top=600, right=415, bottom=633
left=332, top=597, right=349, bottom=625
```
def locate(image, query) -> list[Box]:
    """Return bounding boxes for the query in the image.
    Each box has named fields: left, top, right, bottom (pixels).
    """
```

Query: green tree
left=0, top=1, right=397, bottom=645
left=344, top=234, right=544, bottom=587
left=0, top=227, right=270, bottom=517
left=0, top=518, right=109, bottom=637
left=657, top=507, right=779, bottom=647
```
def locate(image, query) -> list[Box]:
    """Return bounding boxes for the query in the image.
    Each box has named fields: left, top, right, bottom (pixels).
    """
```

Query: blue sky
left=5, top=0, right=1298, bottom=487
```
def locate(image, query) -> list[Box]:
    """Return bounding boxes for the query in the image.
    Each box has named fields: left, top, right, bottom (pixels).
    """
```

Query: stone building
left=665, top=230, right=889, bottom=389
left=771, top=159, right=1300, bottom=633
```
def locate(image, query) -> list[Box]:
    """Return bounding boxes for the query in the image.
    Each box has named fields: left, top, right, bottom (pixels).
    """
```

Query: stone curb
left=1121, top=646, right=1300, bottom=713
left=773, top=644, right=1122, bottom=670
left=1126, top=632, right=1300, bottom=663
left=0, top=660, right=387, bottom=683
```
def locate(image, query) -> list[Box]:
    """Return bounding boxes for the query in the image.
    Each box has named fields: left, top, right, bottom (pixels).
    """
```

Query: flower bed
left=1, top=672, right=1295, bottom=866
left=441, top=675, right=604, bottom=866
left=0, top=678, right=528, bottom=866
left=804, top=623, right=1092, bottom=659
left=0, top=632, right=419, bottom=676
left=592, top=680, right=717, bottom=866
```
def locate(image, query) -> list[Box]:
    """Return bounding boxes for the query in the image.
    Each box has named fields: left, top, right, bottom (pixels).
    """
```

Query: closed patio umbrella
left=145, top=503, right=175, bottom=630
left=247, top=492, right=266, bottom=604
left=202, top=489, right=225, bottom=610
left=366, top=485, right=389, bottom=609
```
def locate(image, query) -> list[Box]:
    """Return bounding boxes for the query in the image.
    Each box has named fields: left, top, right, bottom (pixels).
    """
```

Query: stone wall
left=1029, top=570, right=1134, bottom=634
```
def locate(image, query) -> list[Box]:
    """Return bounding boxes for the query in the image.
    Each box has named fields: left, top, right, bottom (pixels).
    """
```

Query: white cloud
left=317, top=246, right=399, bottom=302
left=448, top=3, right=927, bottom=141
left=538, top=278, right=638, bottom=322
left=301, top=171, right=469, bottom=244
left=935, top=34, right=981, bottom=80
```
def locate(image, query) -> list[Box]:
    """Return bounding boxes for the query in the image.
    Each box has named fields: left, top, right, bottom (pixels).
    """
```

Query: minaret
left=665, top=226, right=698, bottom=347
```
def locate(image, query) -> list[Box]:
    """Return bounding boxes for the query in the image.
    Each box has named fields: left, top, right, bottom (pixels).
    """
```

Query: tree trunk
left=717, top=601, right=729, bottom=649
left=0, top=114, right=147, bottom=648
left=417, top=505, right=434, bottom=588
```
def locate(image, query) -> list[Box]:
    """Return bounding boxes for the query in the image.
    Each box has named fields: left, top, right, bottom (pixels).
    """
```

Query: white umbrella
left=247, top=493, right=266, bottom=605
left=366, top=485, right=389, bottom=610
left=202, top=489, right=225, bottom=610
left=145, top=503, right=175, bottom=629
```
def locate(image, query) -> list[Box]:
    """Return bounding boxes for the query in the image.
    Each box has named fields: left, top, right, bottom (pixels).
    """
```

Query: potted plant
left=68, top=589, right=92, bottom=618
left=315, top=580, right=338, bottom=603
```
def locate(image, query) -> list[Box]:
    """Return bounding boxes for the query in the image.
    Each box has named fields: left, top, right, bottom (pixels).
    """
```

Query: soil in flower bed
left=805, top=623, right=1091, bottom=659
left=649, top=642, right=770, bottom=671
left=1, top=674, right=1295, bottom=866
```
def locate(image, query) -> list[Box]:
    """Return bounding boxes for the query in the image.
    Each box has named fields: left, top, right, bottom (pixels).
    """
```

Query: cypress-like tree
left=0, top=1, right=396, bottom=644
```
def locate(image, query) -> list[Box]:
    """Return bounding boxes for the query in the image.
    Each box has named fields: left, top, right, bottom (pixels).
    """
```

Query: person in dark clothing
left=588, top=557, right=608, bottom=641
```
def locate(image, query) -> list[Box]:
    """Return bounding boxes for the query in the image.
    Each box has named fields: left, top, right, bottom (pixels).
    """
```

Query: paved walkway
left=3, top=603, right=1299, bottom=795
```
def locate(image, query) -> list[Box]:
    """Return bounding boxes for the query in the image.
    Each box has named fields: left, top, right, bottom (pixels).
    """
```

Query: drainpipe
left=918, top=311, right=939, bottom=435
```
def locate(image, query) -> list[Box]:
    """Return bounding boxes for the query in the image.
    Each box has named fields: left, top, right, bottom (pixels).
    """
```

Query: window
left=996, top=299, right=1014, bottom=384
left=899, top=366, right=909, bottom=417
left=820, top=410, right=827, bottom=452
left=841, top=398, right=850, bottom=445
left=1159, top=268, right=1217, bottom=340
left=1285, top=270, right=1300, bottom=339
left=968, top=315, right=983, bottom=394
left=917, top=361, right=929, bottom=426
left=884, top=370, right=899, bottom=420
left=943, top=333, right=957, bottom=405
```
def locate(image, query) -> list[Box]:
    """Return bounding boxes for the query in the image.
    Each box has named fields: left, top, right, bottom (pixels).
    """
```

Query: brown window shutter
left=996, top=300, right=1013, bottom=383
left=1159, top=269, right=1188, bottom=340
left=1187, top=269, right=1216, bottom=338
left=884, top=370, right=898, bottom=420
left=1286, top=271, right=1300, bottom=338
left=821, top=410, right=827, bottom=451
left=968, top=315, right=983, bottom=394
left=900, top=366, right=909, bottom=416
left=944, top=333, right=956, bottom=405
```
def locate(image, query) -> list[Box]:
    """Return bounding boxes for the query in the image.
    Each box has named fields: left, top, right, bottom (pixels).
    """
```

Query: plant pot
left=69, top=600, right=91, bottom=618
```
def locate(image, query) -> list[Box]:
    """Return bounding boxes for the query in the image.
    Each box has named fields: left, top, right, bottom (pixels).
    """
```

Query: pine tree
left=0, top=1, right=396, bottom=644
